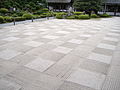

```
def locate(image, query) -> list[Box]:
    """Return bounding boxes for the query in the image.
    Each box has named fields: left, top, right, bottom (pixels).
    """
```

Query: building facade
left=47, top=0, right=120, bottom=15
left=103, top=0, right=120, bottom=15
left=47, top=0, right=73, bottom=11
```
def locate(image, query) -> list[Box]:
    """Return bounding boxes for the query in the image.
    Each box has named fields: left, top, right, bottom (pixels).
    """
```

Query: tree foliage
left=73, top=0, right=103, bottom=12
left=0, top=0, right=47, bottom=11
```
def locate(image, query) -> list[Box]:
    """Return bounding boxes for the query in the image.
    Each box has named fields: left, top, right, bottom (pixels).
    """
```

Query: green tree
left=73, top=0, right=104, bottom=14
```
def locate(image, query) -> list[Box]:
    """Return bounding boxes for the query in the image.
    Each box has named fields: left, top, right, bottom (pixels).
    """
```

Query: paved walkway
left=0, top=17, right=120, bottom=90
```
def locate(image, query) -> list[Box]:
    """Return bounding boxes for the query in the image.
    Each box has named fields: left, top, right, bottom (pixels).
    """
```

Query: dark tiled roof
left=47, top=0, right=71, bottom=3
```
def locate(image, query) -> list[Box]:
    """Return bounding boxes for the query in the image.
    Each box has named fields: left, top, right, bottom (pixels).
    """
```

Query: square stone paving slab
left=0, top=78, right=21, bottom=90
left=0, top=49, right=21, bottom=60
left=97, top=43, right=116, bottom=50
left=68, top=39, right=84, bottom=45
left=2, top=37, right=20, bottom=41
left=88, top=53, right=112, bottom=64
left=104, top=37, right=119, bottom=42
left=53, top=46, right=72, bottom=54
left=24, top=41, right=44, bottom=47
left=42, top=35, right=59, bottom=39
left=67, top=68, right=106, bottom=90
left=25, top=58, right=55, bottom=72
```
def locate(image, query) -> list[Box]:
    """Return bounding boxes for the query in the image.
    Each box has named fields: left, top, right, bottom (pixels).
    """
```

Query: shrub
left=66, top=15, right=76, bottom=19
left=15, top=17, right=26, bottom=21
left=78, top=15, right=90, bottom=19
left=42, top=13, right=53, bottom=17
left=42, top=8, right=49, bottom=12
left=34, top=10, right=44, bottom=15
left=4, top=16, right=13, bottom=22
left=73, top=12, right=84, bottom=15
left=12, top=14, right=18, bottom=17
left=54, top=12, right=67, bottom=16
left=40, top=15, right=46, bottom=18
left=56, top=14, right=63, bottom=19
left=91, top=14, right=99, bottom=18
left=16, top=11, right=27, bottom=16
left=99, top=13, right=111, bottom=18
left=0, top=8, right=9, bottom=14
left=0, top=16, right=4, bottom=23
left=33, top=15, right=41, bottom=19
left=22, top=13, right=33, bottom=19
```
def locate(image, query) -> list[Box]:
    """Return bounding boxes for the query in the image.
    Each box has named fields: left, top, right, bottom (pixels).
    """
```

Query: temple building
left=47, top=0, right=73, bottom=11
left=47, top=0, right=120, bottom=15
left=104, top=0, right=120, bottom=14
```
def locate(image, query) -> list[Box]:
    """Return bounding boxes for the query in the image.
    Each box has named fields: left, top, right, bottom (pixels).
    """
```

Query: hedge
left=22, top=13, right=33, bottom=19
left=0, top=16, right=4, bottom=23
left=78, top=15, right=90, bottom=19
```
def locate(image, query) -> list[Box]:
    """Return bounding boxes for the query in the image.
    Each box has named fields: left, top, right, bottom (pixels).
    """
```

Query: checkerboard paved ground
left=0, top=17, right=120, bottom=90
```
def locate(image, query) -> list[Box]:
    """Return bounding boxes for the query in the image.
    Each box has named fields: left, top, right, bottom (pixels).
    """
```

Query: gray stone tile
left=79, top=58, right=109, bottom=74
left=97, top=43, right=116, bottom=50
left=9, top=67, right=63, bottom=90
left=88, top=53, right=112, bottom=64
left=93, top=47, right=113, bottom=56
left=107, top=33, right=120, bottom=37
left=108, top=66, right=120, bottom=79
left=53, top=46, right=72, bottom=54
left=58, top=81, right=96, bottom=90
left=68, top=39, right=84, bottom=44
left=61, top=42, right=79, bottom=49
left=39, top=51, right=65, bottom=61
left=42, top=35, right=59, bottom=39
left=0, top=78, right=21, bottom=90
left=24, top=32, right=35, bottom=35
left=104, top=37, right=119, bottom=42
left=56, top=31, right=70, bottom=34
left=0, top=49, right=21, bottom=60
left=25, top=58, right=55, bottom=72
left=2, top=37, right=20, bottom=41
left=102, top=77, right=120, bottom=90
left=67, top=68, right=106, bottom=90
left=48, top=40, right=64, bottom=46
left=45, top=55, right=84, bottom=79
left=24, top=41, right=44, bottom=47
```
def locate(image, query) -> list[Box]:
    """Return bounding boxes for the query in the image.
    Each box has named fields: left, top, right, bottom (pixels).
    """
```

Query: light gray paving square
left=48, top=40, right=64, bottom=46
left=88, top=53, right=112, bottom=64
left=56, top=31, right=70, bottom=34
left=67, top=68, right=106, bottom=90
left=97, top=43, right=116, bottom=50
left=80, top=59, right=109, bottom=74
left=24, top=41, right=44, bottom=47
left=107, top=33, right=120, bottom=37
left=93, top=47, right=113, bottom=56
left=0, top=49, right=21, bottom=60
left=24, top=32, right=35, bottom=35
left=3, top=37, right=20, bottom=41
left=79, top=34, right=92, bottom=38
left=53, top=46, right=72, bottom=54
left=25, top=58, right=55, bottom=72
left=104, top=37, right=119, bottom=42
left=0, top=78, right=21, bottom=90
left=68, top=39, right=84, bottom=44
left=42, top=35, right=59, bottom=39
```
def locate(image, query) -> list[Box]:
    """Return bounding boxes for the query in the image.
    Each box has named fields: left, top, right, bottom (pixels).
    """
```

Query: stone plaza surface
left=0, top=17, right=120, bottom=90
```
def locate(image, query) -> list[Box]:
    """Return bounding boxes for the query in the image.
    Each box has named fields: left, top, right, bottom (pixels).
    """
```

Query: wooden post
left=13, top=17, right=15, bottom=25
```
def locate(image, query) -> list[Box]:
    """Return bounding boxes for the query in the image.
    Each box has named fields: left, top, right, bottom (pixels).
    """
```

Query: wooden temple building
left=47, top=0, right=120, bottom=15
left=47, top=0, right=73, bottom=11
left=104, top=0, right=120, bottom=15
